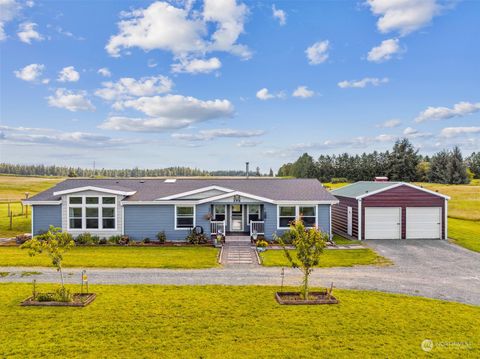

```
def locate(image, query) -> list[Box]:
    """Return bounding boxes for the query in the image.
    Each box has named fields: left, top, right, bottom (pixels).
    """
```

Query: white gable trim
left=53, top=186, right=136, bottom=197
left=355, top=182, right=450, bottom=200
left=157, top=186, right=234, bottom=200
left=197, top=191, right=276, bottom=204
left=23, top=200, right=62, bottom=205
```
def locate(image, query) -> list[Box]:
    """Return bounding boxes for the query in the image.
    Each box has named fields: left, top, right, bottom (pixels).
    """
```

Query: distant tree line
left=0, top=163, right=275, bottom=178
left=277, top=139, right=478, bottom=184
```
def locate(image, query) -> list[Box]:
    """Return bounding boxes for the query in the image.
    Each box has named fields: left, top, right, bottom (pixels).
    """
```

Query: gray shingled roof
left=28, top=178, right=337, bottom=202
left=330, top=181, right=401, bottom=199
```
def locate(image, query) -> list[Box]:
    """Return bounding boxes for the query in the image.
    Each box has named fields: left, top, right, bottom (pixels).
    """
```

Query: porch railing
left=250, top=221, right=265, bottom=237
left=210, top=221, right=226, bottom=235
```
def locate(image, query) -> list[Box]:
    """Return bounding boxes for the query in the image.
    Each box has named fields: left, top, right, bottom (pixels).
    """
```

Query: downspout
left=357, top=199, right=362, bottom=241
left=444, top=198, right=448, bottom=240
left=329, top=205, right=332, bottom=240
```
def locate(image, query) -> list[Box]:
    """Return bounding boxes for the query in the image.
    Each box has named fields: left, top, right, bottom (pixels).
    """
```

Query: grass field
left=260, top=248, right=390, bottom=267
left=0, top=284, right=478, bottom=358
left=0, top=246, right=219, bottom=269
left=449, top=218, right=480, bottom=253
left=0, top=175, right=64, bottom=238
left=417, top=182, right=480, bottom=221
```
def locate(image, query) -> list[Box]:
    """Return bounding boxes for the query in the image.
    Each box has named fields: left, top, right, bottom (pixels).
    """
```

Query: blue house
left=24, top=178, right=338, bottom=241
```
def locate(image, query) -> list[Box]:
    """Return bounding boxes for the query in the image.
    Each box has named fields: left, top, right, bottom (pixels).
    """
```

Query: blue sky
left=1, top=0, right=479, bottom=171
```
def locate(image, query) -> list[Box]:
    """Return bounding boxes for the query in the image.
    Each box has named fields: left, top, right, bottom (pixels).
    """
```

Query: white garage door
left=365, top=207, right=401, bottom=239
left=406, top=207, right=442, bottom=239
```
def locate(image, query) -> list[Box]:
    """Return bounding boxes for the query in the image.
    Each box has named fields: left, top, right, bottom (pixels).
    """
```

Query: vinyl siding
left=32, top=205, right=62, bottom=235
left=124, top=205, right=187, bottom=241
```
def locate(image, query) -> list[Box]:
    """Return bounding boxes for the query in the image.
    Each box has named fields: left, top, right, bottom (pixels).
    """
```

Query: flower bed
left=275, top=291, right=338, bottom=305
left=21, top=293, right=96, bottom=307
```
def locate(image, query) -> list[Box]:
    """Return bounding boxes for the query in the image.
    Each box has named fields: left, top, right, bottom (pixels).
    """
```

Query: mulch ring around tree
left=275, top=291, right=339, bottom=305
left=20, top=293, right=96, bottom=307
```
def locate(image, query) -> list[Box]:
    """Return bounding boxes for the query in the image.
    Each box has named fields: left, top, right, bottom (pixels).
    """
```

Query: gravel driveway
left=1, top=240, right=479, bottom=305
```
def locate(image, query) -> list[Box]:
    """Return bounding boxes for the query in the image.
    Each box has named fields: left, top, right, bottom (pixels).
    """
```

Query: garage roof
left=331, top=181, right=450, bottom=200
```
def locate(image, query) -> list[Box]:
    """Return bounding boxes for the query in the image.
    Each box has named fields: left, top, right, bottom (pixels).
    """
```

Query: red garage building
left=331, top=181, right=450, bottom=240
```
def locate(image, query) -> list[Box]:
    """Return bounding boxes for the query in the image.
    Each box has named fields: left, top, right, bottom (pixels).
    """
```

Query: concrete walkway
left=1, top=240, right=479, bottom=305
left=221, top=236, right=258, bottom=266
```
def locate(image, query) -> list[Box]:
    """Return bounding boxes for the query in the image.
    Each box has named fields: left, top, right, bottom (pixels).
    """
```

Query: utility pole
left=93, top=160, right=96, bottom=178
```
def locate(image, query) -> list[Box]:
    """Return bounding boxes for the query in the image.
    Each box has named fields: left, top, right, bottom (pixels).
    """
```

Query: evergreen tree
left=292, top=153, right=317, bottom=178
left=447, top=146, right=469, bottom=184
left=428, top=150, right=450, bottom=183
left=387, top=138, right=420, bottom=181
left=269, top=168, right=274, bottom=177
left=466, top=152, right=480, bottom=179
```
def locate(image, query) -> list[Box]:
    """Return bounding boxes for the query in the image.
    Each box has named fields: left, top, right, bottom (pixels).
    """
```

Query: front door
left=230, top=204, right=243, bottom=232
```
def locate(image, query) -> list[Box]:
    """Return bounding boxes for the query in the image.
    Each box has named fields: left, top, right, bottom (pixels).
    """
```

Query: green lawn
left=1, top=284, right=478, bottom=358
left=0, top=246, right=219, bottom=269
left=449, top=218, right=480, bottom=253
left=260, top=248, right=390, bottom=267
left=0, top=202, right=30, bottom=238
left=332, top=233, right=361, bottom=246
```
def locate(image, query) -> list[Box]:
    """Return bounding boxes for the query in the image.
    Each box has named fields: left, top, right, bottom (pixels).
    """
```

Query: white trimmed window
left=175, top=205, right=195, bottom=229
left=67, top=195, right=116, bottom=230
left=278, top=205, right=317, bottom=229
left=248, top=204, right=261, bottom=222
left=213, top=204, right=226, bottom=221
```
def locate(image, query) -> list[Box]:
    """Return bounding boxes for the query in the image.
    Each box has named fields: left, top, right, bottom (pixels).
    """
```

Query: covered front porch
left=209, top=203, right=265, bottom=238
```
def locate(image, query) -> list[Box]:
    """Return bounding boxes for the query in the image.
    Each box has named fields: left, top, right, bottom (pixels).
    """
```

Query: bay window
left=67, top=195, right=116, bottom=230
left=176, top=205, right=195, bottom=229
left=278, top=205, right=317, bottom=229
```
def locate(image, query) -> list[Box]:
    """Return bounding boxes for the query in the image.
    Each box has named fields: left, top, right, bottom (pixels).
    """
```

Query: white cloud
left=415, top=101, right=480, bottom=122
left=403, top=127, right=432, bottom=138
left=47, top=88, right=95, bottom=112
left=378, top=119, right=401, bottom=128
left=99, top=116, right=194, bottom=132
left=203, top=0, right=250, bottom=58
left=440, top=127, right=480, bottom=138
left=171, top=57, right=221, bottom=74
left=172, top=128, right=265, bottom=141
left=367, top=38, right=401, bottom=62
left=0, top=0, right=21, bottom=41
left=338, top=77, right=389, bottom=88
left=292, top=86, right=314, bottom=98
left=237, top=139, right=261, bottom=147
left=17, top=22, right=43, bottom=43
left=95, top=75, right=173, bottom=105
left=106, top=0, right=250, bottom=61
left=14, top=63, right=44, bottom=82
left=305, top=40, right=329, bottom=65
left=97, top=67, right=111, bottom=77
left=256, top=88, right=273, bottom=100
left=122, top=94, right=234, bottom=120
left=256, top=88, right=285, bottom=100
left=366, top=0, right=441, bottom=36
left=375, top=134, right=396, bottom=142
left=272, top=5, right=286, bottom=25
left=0, top=125, right=135, bottom=148
left=57, top=66, right=80, bottom=82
